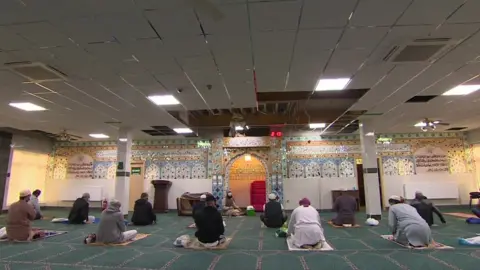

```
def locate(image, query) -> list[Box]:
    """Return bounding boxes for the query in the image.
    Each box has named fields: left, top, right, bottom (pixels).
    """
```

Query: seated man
left=68, top=193, right=95, bottom=224
left=261, top=193, right=287, bottom=228
left=192, top=194, right=206, bottom=217
left=288, top=198, right=326, bottom=248
left=29, top=189, right=43, bottom=220
left=96, top=199, right=137, bottom=244
left=223, top=192, right=242, bottom=216
left=388, top=195, right=432, bottom=247
left=331, top=191, right=357, bottom=226
left=6, top=190, right=38, bottom=241
left=410, top=191, right=446, bottom=226
left=131, top=192, right=157, bottom=226
left=194, top=194, right=226, bottom=247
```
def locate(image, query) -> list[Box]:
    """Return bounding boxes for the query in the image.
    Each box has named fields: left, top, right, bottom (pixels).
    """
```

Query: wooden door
left=129, top=162, right=145, bottom=211
left=356, top=164, right=366, bottom=206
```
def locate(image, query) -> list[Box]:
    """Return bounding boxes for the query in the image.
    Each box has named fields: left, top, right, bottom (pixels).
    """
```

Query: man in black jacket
left=410, top=191, right=446, bottom=226
left=131, top=193, right=157, bottom=225
left=68, top=193, right=93, bottom=224
left=261, top=193, right=287, bottom=228
left=194, top=194, right=225, bottom=247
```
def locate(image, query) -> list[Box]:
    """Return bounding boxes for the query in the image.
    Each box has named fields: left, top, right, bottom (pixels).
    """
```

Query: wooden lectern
left=151, top=180, right=172, bottom=213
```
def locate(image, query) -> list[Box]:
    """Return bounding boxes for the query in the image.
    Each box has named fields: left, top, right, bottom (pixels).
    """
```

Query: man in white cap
left=6, top=190, right=37, bottom=241
left=192, top=194, right=207, bottom=217
left=261, top=193, right=287, bottom=228
left=388, top=195, right=432, bottom=247
left=68, top=193, right=95, bottom=224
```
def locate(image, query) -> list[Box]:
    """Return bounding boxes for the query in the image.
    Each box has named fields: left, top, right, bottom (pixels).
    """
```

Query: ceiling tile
left=350, top=0, right=412, bottom=26
left=250, top=0, right=302, bottom=31
left=300, top=0, right=356, bottom=29
left=397, top=0, right=466, bottom=25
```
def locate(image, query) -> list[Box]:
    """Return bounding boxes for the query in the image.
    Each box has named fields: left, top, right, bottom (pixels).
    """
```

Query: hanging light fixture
left=245, top=154, right=251, bottom=161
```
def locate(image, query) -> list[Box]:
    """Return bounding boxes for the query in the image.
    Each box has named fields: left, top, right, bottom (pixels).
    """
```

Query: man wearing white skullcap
left=260, top=193, right=286, bottom=228
left=388, top=195, right=432, bottom=247
left=6, top=190, right=37, bottom=241
left=192, top=194, right=208, bottom=217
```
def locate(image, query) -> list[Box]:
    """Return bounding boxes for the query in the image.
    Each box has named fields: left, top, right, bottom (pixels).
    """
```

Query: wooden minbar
left=151, top=180, right=172, bottom=213
left=331, top=190, right=360, bottom=211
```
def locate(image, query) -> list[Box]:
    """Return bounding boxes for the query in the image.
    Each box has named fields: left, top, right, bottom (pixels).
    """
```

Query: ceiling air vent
left=4, top=62, right=67, bottom=83
left=383, top=38, right=453, bottom=63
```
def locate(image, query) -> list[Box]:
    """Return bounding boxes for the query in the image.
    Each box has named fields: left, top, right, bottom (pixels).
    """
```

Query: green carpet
left=0, top=208, right=479, bottom=270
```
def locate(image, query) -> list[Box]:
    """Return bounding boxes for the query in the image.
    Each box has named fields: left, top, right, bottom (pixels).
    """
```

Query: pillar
left=115, top=128, right=132, bottom=216
left=359, top=120, right=382, bottom=219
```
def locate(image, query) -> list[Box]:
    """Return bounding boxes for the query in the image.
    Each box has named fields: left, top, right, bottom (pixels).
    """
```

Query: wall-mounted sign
left=67, top=153, right=94, bottom=179
left=197, top=140, right=211, bottom=148
left=131, top=167, right=142, bottom=175
left=414, top=146, right=449, bottom=173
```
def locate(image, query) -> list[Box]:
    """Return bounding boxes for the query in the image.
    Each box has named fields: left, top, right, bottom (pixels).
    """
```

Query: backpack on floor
left=84, top=234, right=96, bottom=244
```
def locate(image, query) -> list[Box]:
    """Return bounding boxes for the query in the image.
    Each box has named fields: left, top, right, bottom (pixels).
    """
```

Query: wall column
left=359, top=120, right=382, bottom=219
left=0, top=132, right=12, bottom=211
left=115, top=128, right=132, bottom=216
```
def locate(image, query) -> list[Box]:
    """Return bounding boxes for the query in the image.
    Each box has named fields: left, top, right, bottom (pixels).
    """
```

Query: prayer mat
left=327, top=221, right=361, bottom=228
left=88, top=233, right=150, bottom=246
left=380, top=235, right=454, bottom=249
left=184, top=237, right=232, bottom=250
left=286, top=237, right=334, bottom=251
left=444, top=212, right=477, bottom=219
left=0, top=230, right=67, bottom=242
left=187, top=223, right=196, bottom=228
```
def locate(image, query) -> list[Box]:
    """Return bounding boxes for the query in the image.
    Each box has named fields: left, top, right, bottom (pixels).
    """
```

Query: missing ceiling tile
left=445, top=127, right=467, bottom=131
left=406, top=95, right=437, bottom=103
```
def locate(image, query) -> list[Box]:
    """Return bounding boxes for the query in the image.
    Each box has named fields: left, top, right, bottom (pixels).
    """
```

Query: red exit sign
left=270, top=131, right=283, bottom=137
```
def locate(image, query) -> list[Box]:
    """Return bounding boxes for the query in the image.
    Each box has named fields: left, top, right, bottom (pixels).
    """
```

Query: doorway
left=129, top=162, right=145, bottom=211
left=356, top=158, right=384, bottom=209
left=228, top=154, right=266, bottom=207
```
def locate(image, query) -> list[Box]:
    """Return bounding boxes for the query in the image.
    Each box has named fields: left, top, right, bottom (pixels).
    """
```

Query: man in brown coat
left=6, top=190, right=37, bottom=241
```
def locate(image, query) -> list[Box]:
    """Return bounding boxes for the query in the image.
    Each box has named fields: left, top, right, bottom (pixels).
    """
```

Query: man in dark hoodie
left=410, top=191, right=446, bottom=226
left=194, top=194, right=225, bottom=247
left=131, top=193, right=157, bottom=226
left=68, top=193, right=94, bottom=224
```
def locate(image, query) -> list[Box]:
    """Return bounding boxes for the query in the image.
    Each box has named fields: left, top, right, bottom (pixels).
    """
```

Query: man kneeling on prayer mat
left=410, top=191, right=446, bottom=227
left=96, top=199, right=137, bottom=244
left=6, top=190, right=42, bottom=241
left=194, top=194, right=226, bottom=247
left=68, top=193, right=95, bottom=224
left=288, top=198, right=326, bottom=248
left=224, top=191, right=243, bottom=216
left=131, top=193, right=157, bottom=226
left=388, top=195, right=432, bottom=247
left=331, top=191, right=357, bottom=226
left=261, top=193, right=287, bottom=228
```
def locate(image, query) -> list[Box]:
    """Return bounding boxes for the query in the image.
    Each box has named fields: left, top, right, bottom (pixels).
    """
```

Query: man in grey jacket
left=96, top=199, right=137, bottom=244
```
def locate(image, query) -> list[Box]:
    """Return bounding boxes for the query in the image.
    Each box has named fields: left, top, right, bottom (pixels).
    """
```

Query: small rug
left=184, top=237, right=232, bottom=250
left=380, top=235, right=454, bottom=249
left=444, top=212, right=477, bottom=219
left=88, top=233, right=150, bottom=246
left=187, top=223, right=196, bottom=228
left=327, top=221, right=360, bottom=228
left=286, top=237, right=334, bottom=251
left=0, top=230, right=67, bottom=242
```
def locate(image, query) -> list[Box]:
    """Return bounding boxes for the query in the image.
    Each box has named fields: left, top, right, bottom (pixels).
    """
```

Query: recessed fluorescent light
left=442, top=85, right=480, bottom=96
left=235, top=126, right=243, bottom=131
left=147, top=95, right=180, bottom=105
left=173, top=128, right=193, bottom=134
left=314, top=78, right=351, bottom=91
left=9, top=102, right=46, bottom=111
left=89, top=134, right=109, bottom=139
left=309, top=123, right=326, bottom=129
left=414, top=122, right=427, bottom=127
left=365, top=132, right=375, bottom=136
left=119, top=138, right=127, bottom=142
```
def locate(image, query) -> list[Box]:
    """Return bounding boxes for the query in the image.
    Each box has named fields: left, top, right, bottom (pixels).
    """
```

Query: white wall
left=283, top=177, right=358, bottom=210
left=45, top=177, right=212, bottom=210
left=382, top=173, right=476, bottom=206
